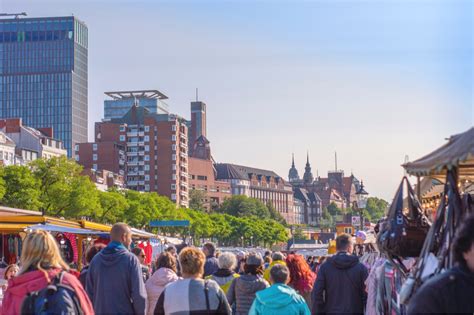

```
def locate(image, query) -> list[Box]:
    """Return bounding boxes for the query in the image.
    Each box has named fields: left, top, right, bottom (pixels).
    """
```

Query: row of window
left=0, top=30, right=74, bottom=43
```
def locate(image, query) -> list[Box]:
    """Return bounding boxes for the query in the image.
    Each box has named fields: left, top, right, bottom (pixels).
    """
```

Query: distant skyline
left=3, top=0, right=473, bottom=201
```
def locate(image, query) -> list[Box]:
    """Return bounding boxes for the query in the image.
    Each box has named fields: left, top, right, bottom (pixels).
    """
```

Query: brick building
left=82, top=168, right=125, bottom=191
left=76, top=91, right=189, bottom=207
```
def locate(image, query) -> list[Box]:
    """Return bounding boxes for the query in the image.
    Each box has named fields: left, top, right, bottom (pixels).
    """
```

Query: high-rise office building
left=103, top=90, right=169, bottom=121
left=0, top=16, right=88, bottom=156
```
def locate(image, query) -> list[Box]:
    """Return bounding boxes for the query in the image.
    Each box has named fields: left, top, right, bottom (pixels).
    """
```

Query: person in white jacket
left=145, top=252, right=180, bottom=315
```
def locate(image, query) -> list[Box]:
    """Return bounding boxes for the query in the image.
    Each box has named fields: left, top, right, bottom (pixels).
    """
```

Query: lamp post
left=240, top=236, right=244, bottom=248
left=250, top=236, right=253, bottom=247
left=356, top=181, right=369, bottom=231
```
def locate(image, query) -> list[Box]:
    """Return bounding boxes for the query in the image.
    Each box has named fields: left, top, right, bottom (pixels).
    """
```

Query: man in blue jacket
left=86, top=223, right=147, bottom=314
left=311, top=233, right=368, bottom=315
left=249, top=264, right=310, bottom=315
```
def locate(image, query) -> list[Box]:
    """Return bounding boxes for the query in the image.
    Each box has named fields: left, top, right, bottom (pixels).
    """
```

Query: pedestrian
left=203, top=242, right=219, bottom=277
left=1, top=264, right=19, bottom=296
left=1, top=230, right=93, bottom=315
left=206, top=252, right=240, bottom=293
left=312, top=256, right=326, bottom=275
left=263, top=256, right=272, bottom=270
left=86, top=223, right=147, bottom=315
left=286, top=254, right=316, bottom=308
left=249, top=264, right=310, bottom=315
left=154, top=247, right=231, bottom=314
left=133, top=246, right=152, bottom=282
left=263, top=251, right=286, bottom=282
left=311, top=233, right=368, bottom=314
left=146, top=252, right=180, bottom=315
left=407, top=213, right=474, bottom=314
left=79, top=243, right=105, bottom=288
left=227, top=252, right=269, bottom=315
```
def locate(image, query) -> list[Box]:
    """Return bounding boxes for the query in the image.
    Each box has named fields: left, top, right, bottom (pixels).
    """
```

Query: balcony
left=180, top=152, right=187, bottom=159
left=127, top=132, right=138, bottom=137
left=138, top=151, right=145, bottom=156
left=138, top=131, right=145, bottom=137
left=138, top=171, right=145, bottom=176
left=127, top=181, right=139, bottom=186
left=127, top=142, right=138, bottom=147
left=127, top=151, right=138, bottom=156
left=128, top=171, right=139, bottom=176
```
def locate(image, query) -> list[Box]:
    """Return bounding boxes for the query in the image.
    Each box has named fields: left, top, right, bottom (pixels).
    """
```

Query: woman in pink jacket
left=1, top=230, right=94, bottom=315
left=145, top=252, right=180, bottom=315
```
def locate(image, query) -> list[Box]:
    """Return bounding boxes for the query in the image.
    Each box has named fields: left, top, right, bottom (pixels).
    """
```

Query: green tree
left=1, top=165, right=42, bottom=210
left=365, top=197, right=389, bottom=222
left=189, top=189, right=207, bottom=212
left=97, top=190, right=129, bottom=223
left=219, top=195, right=270, bottom=218
left=327, top=202, right=343, bottom=216
left=0, top=170, right=5, bottom=201
left=266, top=201, right=286, bottom=225
left=65, top=176, right=101, bottom=218
left=291, top=225, right=308, bottom=240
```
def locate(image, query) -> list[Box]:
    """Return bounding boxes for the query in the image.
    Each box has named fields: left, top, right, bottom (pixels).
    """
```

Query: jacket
left=311, top=252, right=368, bottom=315
left=86, top=241, right=147, bottom=315
left=249, top=283, right=310, bottom=315
left=263, top=260, right=287, bottom=282
left=145, top=267, right=179, bottom=315
left=226, top=274, right=269, bottom=315
left=79, top=265, right=89, bottom=288
left=204, top=255, right=219, bottom=277
left=206, top=268, right=240, bottom=293
left=1, top=268, right=94, bottom=315
left=154, top=278, right=231, bottom=314
left=407, top=266, right=474, bottom=314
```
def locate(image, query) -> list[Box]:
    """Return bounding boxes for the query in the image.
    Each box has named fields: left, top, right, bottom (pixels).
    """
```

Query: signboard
left=351, top=216, right=361, bottom=227
left=150, top=220, right=190, bottom=227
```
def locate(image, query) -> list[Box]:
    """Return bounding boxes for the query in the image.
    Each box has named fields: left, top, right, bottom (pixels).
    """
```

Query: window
left=172, top=164, right=177, bottom=170
left=144, top=136, right=149, bottom=142
left=119, top=135, right=125, bottom=141
left=197, top=175, right=207, bottom=181
left=145, top=185, right=150, bottom=191
left=74, top=144, right=79, bottom=151
left=171, top=135, right=176, bottom=141
left=172, top=144, right=176, bottom=151
left=93, top=164, right=98, bottom=170
left=93, top=154, right=97, bottom=161
left=172, top=154, right=176, bottom=161
left=144, top=126, right=149, bottom=132
left=92, top=143, right=97, bottom=151
left=145, top=145, right=149, bottom=152
left=145, top=175, right=150, bottom=181
left=172, top=125, right=177, bottom=131
left=75, top=155, right=79, bottom=161
left=120, top=126, right=125, bottom=132
left=172, top=174, right=176, bottom=180
left=171, top=184, right=176, bottom=190
left=144, top=165, right=150, bottom=171
left=144, top=155, right=150, bottom=161
left=171, top=194, right=176, bottom=200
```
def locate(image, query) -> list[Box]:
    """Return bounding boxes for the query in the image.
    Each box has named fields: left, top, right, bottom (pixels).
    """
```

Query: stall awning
left=131, top=228, right=156, bottom=238
left=0, top=223, right=31, bottom=232
left=26, top=224, right=102, bottom=235
left=403, top=127, right=474, bottom=179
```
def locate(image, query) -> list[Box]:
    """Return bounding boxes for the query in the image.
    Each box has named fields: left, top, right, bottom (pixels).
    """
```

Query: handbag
left=377, top=176, right=430, bottom=258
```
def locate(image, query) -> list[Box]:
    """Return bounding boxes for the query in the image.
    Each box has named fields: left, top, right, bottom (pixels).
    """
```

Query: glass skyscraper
left=0, top=16, right=88, bottom=156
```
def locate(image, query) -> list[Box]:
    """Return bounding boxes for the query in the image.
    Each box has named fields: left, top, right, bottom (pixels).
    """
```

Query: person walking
left=249, top=264, right=310, bottom=315
left=79, top=243, right=105, bottom=288
left=154, top=247, right=231, bottom=314
left=407, top=213, right=474, bottom=314
left=146, top=252, right=180, bottom=315
left=286, top=254, right=316, bottom=309
left=133, top=246, right=151, bottom=282
left=227, top=252, right=269, bottom=315
left=203, top=242, right=219, bottom=277
left=263, top=252, right=286, bottom=282
left=311, top=233, right=368, bottom=315
left=1, top=230, right=93, bottom=315
left=206, top=252, right=240, bottom=293
left=86, top=223, right=147, bottom=315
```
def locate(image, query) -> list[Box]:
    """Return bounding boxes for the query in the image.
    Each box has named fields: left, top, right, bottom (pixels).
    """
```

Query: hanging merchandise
left=377, top=176, right=431, bottom=258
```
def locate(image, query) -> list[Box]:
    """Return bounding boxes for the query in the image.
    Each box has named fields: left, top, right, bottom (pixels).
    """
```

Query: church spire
left=288, top=153, right=300, bottom=182
left=303, top=151, right=314, bottom=184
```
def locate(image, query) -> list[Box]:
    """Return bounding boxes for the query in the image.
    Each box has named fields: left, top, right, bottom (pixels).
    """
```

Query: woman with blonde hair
left=1, top=230, right=94, bottom=315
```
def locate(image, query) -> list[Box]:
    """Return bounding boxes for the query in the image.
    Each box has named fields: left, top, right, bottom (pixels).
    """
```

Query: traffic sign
left=150, top=220, right=190, bottom=227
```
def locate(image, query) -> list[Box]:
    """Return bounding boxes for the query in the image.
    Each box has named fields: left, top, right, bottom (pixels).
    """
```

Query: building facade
left=82, top=168, right=125, bottom=192
left=215, top=163, right=295, bottom=224
left=103, top=90, right=169, bottom=120
left=0, top=16, right=88, bottom=156
left=76, top=103, right=189, bottom=207
left=0, top=131, right=16, bottom=166
left=293, top=187, right=322, bottom=225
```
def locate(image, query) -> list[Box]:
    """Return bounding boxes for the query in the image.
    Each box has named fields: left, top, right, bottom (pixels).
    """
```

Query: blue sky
left=3, top=0, right=473, bottom=200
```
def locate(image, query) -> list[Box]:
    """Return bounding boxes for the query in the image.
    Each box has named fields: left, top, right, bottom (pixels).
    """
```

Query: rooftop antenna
left=335, top=151, right=338, bottom=171
left=0, top=12, right=27, bottom=19
left=195, top=88, right=199, bottom=102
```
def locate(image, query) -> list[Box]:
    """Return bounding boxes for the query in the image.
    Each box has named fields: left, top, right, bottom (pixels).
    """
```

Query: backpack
left=20, top=271, right=84, bottom=315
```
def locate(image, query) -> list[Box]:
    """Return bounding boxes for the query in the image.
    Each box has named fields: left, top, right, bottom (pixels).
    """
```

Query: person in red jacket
left=1, top=230, right=94, bottom=315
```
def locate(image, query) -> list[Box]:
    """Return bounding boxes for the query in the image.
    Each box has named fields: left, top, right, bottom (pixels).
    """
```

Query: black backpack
left=20, top=271, right=84, bottom=315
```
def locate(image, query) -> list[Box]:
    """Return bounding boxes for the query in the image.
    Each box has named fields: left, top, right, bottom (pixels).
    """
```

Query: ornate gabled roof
left=215, top=163, right=282, bottom=181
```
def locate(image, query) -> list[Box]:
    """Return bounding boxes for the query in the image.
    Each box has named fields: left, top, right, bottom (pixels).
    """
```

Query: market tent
left=26, top=223, right=101, bottom=235
left=403, top=127, right=474, bottom=180
left=131, top=227, right=156, bottom=238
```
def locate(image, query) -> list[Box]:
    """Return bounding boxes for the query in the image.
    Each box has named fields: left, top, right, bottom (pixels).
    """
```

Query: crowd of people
left=0, top=214, right=473, bottom=314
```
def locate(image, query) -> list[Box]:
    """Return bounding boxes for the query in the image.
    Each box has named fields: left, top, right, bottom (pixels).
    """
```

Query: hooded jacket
left=86, top=241, right=147, bottom=315
left=227, top=274, right=269, bottom=315
left=407, top=266, right=474, bottom=314
left=311, top=252, right=368, bottom=315
left=264, top=260, right=287, bottom=282
left=145, top=267, right=179, bottom=315
left=249, top=283, right=310, bottom=315
left=1, top=268, right=94, bottom=315
left=206, top=268, right=240, bottom=294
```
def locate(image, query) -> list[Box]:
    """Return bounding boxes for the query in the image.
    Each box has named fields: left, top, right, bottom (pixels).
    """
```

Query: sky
left=2, top=0, right=473, bottom=201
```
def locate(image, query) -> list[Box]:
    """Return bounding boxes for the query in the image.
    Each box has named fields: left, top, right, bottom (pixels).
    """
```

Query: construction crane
left=0, top=12, right=27, bottom=19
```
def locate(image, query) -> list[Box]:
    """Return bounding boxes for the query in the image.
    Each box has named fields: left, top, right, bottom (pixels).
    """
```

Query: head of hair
left=203, top=242, right=216, bottom=256
left=270, top=264, right=290, bottom=284
left=264, top=251, right=271, bottom=257
left=19, top=230, right=69, bottom=278
left=264, top=256, right=272, bottom=264
left=318, top=256, right=327, bottom=264
left=243, top=263, right=264, bottom=276
left=86, top=243, right=106, bottom=264
left=453, top=213, right=474, bottom=267
left=110, top=223, right=131, bottom=242
left=336, top=233, right=352, bottom=251
left=286, top=254, right=315, bottom=292
left=165, top=245, right=176, bottom=253
left=179, top=247, right=206, bottom=276
left=156, top=252, right=177, bottom=272
left=131, top=247, right=144, bottom=257
left=4, top=264, right=18, bottom=280
left=218, top=252, right=237, bottom=270
left=272, top=251, right=284, bottom=261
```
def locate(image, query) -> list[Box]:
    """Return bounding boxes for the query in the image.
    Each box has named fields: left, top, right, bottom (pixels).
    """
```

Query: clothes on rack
left=1, top=235, right=21, bottom=264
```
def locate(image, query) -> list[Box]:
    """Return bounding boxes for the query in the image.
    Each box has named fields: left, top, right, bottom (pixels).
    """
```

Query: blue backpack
left=20, top=271, right=84, bottom=315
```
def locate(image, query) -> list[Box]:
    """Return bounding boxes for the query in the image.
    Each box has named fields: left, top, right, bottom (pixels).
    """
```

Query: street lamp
left=355, top=181, right=369, bottom=231
left=250, top=236, right=253, bottom=247
left=240, top=236, right=244, bottom=248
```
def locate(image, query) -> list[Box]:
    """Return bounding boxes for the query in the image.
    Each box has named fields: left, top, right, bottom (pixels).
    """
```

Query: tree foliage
left=365, top=197, right=389, bottom=222
left=1, top=165, right=42, bottom=210
left=219, top=195, right=270, bottom=218
left=188, top=189, right=207, bottom=212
